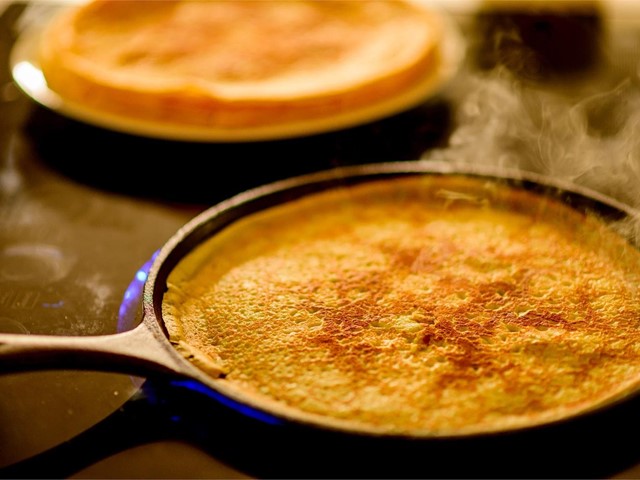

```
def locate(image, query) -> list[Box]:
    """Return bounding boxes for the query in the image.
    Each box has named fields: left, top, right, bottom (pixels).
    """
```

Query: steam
left=422, top=67, right=640, bottom=210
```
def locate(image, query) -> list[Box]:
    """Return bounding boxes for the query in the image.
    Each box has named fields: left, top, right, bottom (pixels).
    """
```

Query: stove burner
left=0, top=316, right=29, bottom=333
left=0, top=243, right=74, bottom=284
left=118, top=252, right=156, bottom=333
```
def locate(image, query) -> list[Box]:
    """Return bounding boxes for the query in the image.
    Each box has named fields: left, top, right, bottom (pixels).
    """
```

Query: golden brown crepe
left=38, top=0, right=443, bottom=129
left=162, top=175, right=640, bottom=436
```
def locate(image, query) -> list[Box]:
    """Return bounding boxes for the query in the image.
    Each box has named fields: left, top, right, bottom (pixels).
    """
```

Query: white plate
left=10, top=3, right=466, bottom=143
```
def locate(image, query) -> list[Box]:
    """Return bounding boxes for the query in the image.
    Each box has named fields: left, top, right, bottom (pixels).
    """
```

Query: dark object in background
left=472, top=0, right=604, bottom=80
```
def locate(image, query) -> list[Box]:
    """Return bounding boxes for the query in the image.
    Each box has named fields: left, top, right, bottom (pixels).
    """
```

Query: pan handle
left=0, top=321, right=193, bottom=379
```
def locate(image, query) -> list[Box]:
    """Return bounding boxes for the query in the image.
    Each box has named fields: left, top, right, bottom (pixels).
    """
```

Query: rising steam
left=422, top=67, right=640, bottom=211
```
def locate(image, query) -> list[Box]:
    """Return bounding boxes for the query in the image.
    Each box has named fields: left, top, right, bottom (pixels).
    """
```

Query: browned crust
left=162, top=176, right=640, bottom=435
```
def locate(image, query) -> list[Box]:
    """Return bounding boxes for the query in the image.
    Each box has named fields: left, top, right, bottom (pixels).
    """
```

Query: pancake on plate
left=38, top=0, right=445, bottom=130
left=162, top=174, right=640, bottom=436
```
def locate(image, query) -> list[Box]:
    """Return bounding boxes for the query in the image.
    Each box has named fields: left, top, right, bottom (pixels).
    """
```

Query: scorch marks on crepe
left=163, top=176, right=640, bottom=435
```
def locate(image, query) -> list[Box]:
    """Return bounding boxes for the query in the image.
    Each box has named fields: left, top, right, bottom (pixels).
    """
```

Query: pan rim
left=142, top=160, right=640, bottom=440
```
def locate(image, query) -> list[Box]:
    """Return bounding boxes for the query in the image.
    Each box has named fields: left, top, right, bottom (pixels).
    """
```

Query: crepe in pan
left=163, top=175, right=640, bottom=435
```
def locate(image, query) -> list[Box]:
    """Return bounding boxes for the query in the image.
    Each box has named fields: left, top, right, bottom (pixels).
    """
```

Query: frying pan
left=2, top=160, right=640, bottom=478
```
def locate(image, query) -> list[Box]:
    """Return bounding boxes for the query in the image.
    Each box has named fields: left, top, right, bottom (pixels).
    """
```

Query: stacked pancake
left=38, top=0, right=444, bottom=130
left=163, top=175, right=640, bottom=435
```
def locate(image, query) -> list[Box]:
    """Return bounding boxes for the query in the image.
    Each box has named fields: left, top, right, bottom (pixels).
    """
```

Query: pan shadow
left=3, top=375, right=640, bottom=479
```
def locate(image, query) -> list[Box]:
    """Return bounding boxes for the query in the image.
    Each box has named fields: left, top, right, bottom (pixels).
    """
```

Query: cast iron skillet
left=2, top=160, right=640, bottom=478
